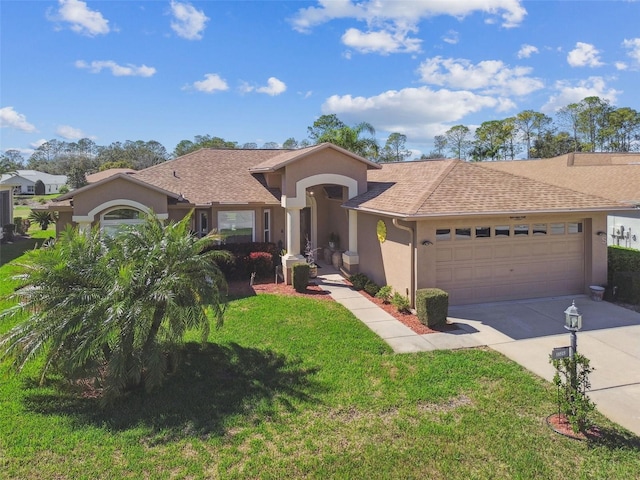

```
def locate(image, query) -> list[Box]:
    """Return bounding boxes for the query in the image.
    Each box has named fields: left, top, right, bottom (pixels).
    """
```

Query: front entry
left=300, top=207, right=311, bottom=254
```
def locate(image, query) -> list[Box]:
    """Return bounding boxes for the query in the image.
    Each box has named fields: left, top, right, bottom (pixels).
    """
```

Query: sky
left=1, top=0, right=639, bottom=159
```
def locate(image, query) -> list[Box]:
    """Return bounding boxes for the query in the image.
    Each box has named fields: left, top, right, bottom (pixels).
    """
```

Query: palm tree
left=318, top=122, right=379, bottom=160
left=0, top=212, right=230, bottom=404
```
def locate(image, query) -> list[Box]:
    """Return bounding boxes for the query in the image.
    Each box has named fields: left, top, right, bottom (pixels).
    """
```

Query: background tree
left=307, top=114, right=346, bottom=142
left=531, top=130, right=574, bottom=158
left=472, top=120, right=511, bottom=161
left=173, top=135, right=237, bottom=157
left=378, top=133, right=411, bottom=162
left=0, top=150, right=24, bottom=173
left=311, top=117, right=379, bottom=160
left=444, top=125, right=472, bottom=160
left=241, top=142, right=258, bottom=149
left=67, top=165, right=88, bottom=189
left=557, top=103, right=582, bottom=152
left=515, top=110, right=552, bottom=158
left=601, top=107, right=640, bottom=152
left=262, top=141, right=279, bottom=149
left=577, top=96, right=612, bottom=152
left=432, top=135, right=447, bottom=158
left=99, top=160, right=134, bottom=171
left=282, top=137, right=299, bottom=149
left=0, top=213, right=230, bottom=404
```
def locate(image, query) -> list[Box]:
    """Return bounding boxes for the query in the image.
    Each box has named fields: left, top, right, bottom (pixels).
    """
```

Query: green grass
left=1, top=257, right=639, bottom=478
left=0, top=229, right=55, bottom=266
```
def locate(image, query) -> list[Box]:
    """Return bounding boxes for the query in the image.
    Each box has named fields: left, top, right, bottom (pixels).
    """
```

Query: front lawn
left=1, top=264, right=639, bottom=478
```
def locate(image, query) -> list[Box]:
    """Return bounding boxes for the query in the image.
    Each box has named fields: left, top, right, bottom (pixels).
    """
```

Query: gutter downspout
left=392, top=218, right=415, bottom=308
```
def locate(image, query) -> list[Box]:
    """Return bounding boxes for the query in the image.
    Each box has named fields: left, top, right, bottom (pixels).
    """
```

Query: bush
left=2, top=224, right=15, bottom=242
left=349, top=273, right=369, bottom=290
left=608, top=246, right=640, bottom=304
left=13, top=217, right=24, bottom=235
left=28, top=210, right=56, bottom=230
left=58, top=185, right=70, bottom=194
left=391, top=292, right=410, bottom=313
left=375, top=285, right=393, bottom=303
left=248, top=251, right=274, bottom=279
left=551, top=353, right=596, bottom=433
left=364, top=280, right=380, bottom=296
left=416, top=288, right=449, bottom=327
left=292, top=263, right=310, bottom=293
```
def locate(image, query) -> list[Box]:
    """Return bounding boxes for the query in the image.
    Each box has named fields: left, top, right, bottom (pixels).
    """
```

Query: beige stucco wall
left=357, top=212, right=413, bottom=298
left=283, top=151, right=368, bottom=199
left=72, top=177, right=168, bottom=218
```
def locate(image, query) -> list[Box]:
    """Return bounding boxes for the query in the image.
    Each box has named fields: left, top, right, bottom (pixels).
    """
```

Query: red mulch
left=227, top=278, right=459, bottom=335
left=546, top=413, right=602, bottom=441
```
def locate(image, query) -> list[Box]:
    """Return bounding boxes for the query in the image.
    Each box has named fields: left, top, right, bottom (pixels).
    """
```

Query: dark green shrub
left=2, top=224, right=15, bottom=242
left=608, top=245, right=640, bottom=282
left=375, top=285, right=393, bottom=303
left=292, top=263, right=310, bottom=293
left=349, top=273, right=369, bottom=290
left=612, top=271, right=640, bottom=304
left=13, top=217, right=24, bottom=235
left=391, top=292, right=410, bottom=313
left=58, top=185, right=70, bottom=194
left=416, top=288, right=449, bottom=327
left=364, top=280, right=380, bottom=296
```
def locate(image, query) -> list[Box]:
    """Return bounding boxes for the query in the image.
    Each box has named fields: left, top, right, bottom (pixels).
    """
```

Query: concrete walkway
left=315, top=269, right=640, bottom=436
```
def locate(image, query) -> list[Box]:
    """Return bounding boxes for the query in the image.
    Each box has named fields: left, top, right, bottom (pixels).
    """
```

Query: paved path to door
left=316, top=269, right=640, bottom=436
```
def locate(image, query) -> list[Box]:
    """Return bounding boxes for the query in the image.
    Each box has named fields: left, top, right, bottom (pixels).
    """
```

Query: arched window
left=101, top=207, right=146, bottom=235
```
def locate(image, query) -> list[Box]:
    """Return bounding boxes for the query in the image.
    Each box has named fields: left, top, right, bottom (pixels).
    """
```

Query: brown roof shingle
left=345, top=159, right=630, bottom=217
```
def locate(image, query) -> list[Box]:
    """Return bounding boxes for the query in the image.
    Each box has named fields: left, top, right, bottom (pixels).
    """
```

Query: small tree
left=550, top=353, right=596, bottom=433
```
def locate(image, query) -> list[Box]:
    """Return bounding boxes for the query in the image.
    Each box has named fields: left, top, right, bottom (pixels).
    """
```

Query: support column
left=342, top=210, right=359, bottom=274
left=77, top=221, right=92, bottom=234
left=282, top=207, right=305, bottom=284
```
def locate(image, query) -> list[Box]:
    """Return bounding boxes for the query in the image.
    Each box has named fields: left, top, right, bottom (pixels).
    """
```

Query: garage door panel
left=434, top=224, right=585, bottom=305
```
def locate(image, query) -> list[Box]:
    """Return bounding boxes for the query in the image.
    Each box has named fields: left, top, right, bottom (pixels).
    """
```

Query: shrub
left=349, top=273, right=369, bottom=290
left=415, top=288, right=449, bottom=327
left=248, top=251, right=274, bottom=279
left=13, top=217, right=24, bottom=235
left=364, top=280, right=380, bottom=296
left=2, top=224, right=15, bottom=242
left=292, top=263, right=310, bottom=293
left=206, top=242, right=278, bottom=281
left=375, top=285, right=393, bottom=303
left=28, top=210, right=56, bottom=230
left=391, top=292, right=410, bottom=313
left=551, top=353, right=596, bottom=433
left=58, top=185, right=70, bottom=194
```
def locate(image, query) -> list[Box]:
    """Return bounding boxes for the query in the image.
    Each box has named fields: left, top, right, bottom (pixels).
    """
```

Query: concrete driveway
left=448, top=295, right=640, bottom=436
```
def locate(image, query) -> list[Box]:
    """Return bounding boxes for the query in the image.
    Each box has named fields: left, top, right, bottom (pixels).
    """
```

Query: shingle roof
left=481, top=153, right=640, bottom=206
left=344, top=159, right=630, bottom=217
left=132, top=148, right=284, bottom=205
left=86, top=168, right=136, bottom=183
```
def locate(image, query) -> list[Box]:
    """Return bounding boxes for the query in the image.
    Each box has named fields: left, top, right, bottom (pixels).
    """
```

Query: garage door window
left=533, top=223, right=547, bottom=235
left=495, top=225, right=510, bottom=237
left=514, top=224, right=529, bottom=236
left=475, top=226, right=491, bottom=238
left=436, top=228, right=451, bottom=241
left=455, top=227, right=471, bottom=239
left=568, top=222, right=583, bottom=234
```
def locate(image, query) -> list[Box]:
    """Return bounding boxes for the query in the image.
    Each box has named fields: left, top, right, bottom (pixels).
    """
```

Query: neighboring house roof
left=248, top=143, right=381, bottom=173
left=344, top=159, right=630, bottom=218
left=0, top=170, right=67, bottom=185
left=480, top=153, right=640, bottom=206
left=86, top=168, right=136, bottom=183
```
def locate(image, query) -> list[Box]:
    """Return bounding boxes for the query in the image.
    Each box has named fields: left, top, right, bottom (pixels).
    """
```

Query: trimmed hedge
left=416, top=288, right=449, bottom=327
left=292, top=263, right=310, bottom=293
left=349, top=273, right=369, bottom=291
left=608, top=246, right=640, bottom=304
left=206, top=242, right=278, bottom=281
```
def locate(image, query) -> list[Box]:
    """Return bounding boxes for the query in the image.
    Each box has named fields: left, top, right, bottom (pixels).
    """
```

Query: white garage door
left=435, top=221, right=585, bottom=305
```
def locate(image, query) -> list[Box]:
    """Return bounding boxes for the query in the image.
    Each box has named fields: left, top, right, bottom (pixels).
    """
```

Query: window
left=514, top=224, right=529, bottom=236
left=27, top=185, right=35, bottom=193
left=532, top=223, right=547, bottom=235
left=568, top=222, right=583, bottom=234
left=264, top=210, right=271, bottom=243
left=475, top=226, right=491, bottom=238
left=218, top=211, right=255, bottom=244
left=436, top=228, right=451, bottom=241
left=495, top=225, right=510, bottom=237
left=550, top=223, right=565, bottom=235
left=199, top=211, right=208, bottom=236
left=101, top=208, right=146, bottom=236
left=455, top=227, right=471, bottom=240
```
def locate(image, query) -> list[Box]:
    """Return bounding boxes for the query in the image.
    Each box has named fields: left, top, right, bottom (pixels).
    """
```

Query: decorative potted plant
left=304, top=236, right=318, bottom=278
left=328, top=232, right=340, bottom=251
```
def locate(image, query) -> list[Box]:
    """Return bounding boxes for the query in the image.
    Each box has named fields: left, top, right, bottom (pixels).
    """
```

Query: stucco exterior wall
left=608, top=211, right=640, bottom=251
left=72, top=178, right=168, bottom=218
left=357, top=213, right=412, bottom=298
left=283, top=151, right=368, bottom=199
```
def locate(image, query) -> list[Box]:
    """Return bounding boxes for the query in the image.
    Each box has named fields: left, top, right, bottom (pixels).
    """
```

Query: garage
left=435, top=221, right=585, bottom=305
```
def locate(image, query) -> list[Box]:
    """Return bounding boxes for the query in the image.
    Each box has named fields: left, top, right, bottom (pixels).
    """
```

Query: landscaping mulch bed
left=227, top=278, right=458, bottom=336
left=546, top=413, right=602, bottom=441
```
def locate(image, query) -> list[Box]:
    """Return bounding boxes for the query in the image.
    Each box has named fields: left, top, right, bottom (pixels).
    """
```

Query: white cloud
left=615, top=62, right=628, bottom=71
left=341, top=27, right=421, bottom=54
left=622, top=38, right=640, bottom=65
left=31, top=139, right=48, bottom=148
left=242, top=77, right=287, bottom=96
left=75, top=60, right=156, bottom=77
left=48, top=0, right=110, bottom=37
left=517, top=44, right=538, bottom=59
left=0, top=107, right=36, bottom=132
left=442, top=30, right=459, bottom=45
left=567, top=42, right=603, bottom=67
left=321, top=86, right=507, bottom=140
left=541, top=77, right=620, bottom=113
left=417, top=56, right=543, bottom=96
left=56, top=125, right=89, bottom=140
left=170, top=1, right=209, bottom=40
left=186, top=73, right=229, bottom=93
left=256, top=77, right=287, bottom=96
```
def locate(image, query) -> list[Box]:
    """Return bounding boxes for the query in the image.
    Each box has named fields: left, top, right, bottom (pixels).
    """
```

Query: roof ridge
left=409, top=159, right=460, bottom=215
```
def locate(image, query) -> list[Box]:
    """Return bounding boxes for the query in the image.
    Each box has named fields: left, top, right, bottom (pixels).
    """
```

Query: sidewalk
left=316, top=270, right=489, bottom=353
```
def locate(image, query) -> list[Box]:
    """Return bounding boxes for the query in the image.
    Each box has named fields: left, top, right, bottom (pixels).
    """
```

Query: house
left=49, top=144, right=635, bottom=306
left=86, top=168, right=136, bottom=184
left=0, top=170, right=68, bottom=195
left=481, top=153, right=640, bottom=251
